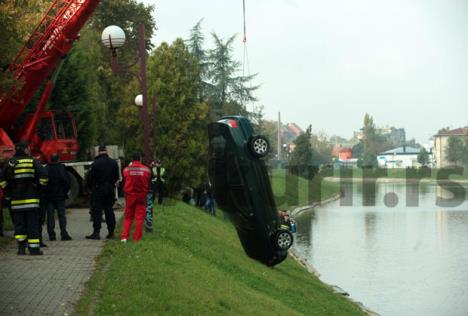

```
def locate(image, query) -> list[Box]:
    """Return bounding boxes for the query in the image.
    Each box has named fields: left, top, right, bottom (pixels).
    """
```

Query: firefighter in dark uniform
left=86, top=146, right=119, bottom=240
left=0, top=142, right=48, bottom=255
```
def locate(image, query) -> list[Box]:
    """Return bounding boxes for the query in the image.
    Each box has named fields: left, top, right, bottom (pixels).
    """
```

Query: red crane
left=0, top=0, right=101, bottom=162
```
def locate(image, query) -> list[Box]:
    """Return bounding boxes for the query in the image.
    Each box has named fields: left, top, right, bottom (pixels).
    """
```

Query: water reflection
left=294, top=182, right=468, bottom=316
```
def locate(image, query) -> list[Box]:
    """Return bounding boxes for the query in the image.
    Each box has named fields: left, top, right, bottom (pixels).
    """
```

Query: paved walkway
left=0, top=207, right=122, bottom=316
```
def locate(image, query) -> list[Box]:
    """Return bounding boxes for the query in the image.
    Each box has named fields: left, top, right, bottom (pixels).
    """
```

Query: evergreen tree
left=447, top=136, right=468, bottom=166
left=207, top=33, right=258, bottom=118
left=143, top=38, right=210, bottom=193
left=360, top=113, right=378, bottom=168
left=289, top=125, right=314, bottom=177
left=187, top=19, right=210, bottom=102
left=417, top=148, right=430, bottom=167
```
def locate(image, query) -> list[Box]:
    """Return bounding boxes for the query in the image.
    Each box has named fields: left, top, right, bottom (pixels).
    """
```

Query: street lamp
left=134, top=94, right=143, bottom=107
left=101, top=24, right=151, bottom=164
left=101, top=25, right=126, bottom=75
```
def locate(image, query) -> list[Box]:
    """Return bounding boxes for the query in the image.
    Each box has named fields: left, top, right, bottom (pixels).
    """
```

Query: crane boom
left=0, top=0, right=101, bottom=129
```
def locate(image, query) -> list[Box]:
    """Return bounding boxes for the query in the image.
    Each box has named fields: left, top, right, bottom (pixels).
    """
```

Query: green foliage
left=289, top=125, right=316, bottom=177
left=187, top=19, right=210, bottom=103
left=207, top=33, right=258, bottom=115
left=90, top=0, right=156, bottom=145
left=358, top=153, right=378, bottom=168
left=417, top=147, right=430, bottom=166
left=145, top=39, right=210, bottom=193
left=447, top=136, right=468, bottom=166
left=49, top=27, right=104, bottom=158
left=188, top=21, right=259, bottom=119
left=352, top=141, right=364, bottom=158
left=75, top=200, right=364, bottom=316
left=0, top=0, right=51, bottom=92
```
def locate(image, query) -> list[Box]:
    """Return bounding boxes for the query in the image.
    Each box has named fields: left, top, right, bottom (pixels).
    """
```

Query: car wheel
left=249, top=135, right=269, bottom=158
left=274, top=229, right=294, bottom=250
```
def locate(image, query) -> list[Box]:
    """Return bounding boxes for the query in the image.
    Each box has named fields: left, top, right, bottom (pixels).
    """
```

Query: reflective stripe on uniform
left=16, top=163, right=33, bottom=168
left=12, top=199, right=40, bottom=205
left=128, top=167, right=150, bottom=172
left=15, top=235, right=27, bottom=241
left=0, top=181, right=6, bottom=188
left=11, top=199, right=41, bottom=210
left=28, top=239, right=40, bottom=248
left=14, top=168, right=34, bottom=174
left=39, top=178, right=48, bottom=185
left=11, top=204, right=40, bottom=210
left=17, top=159, right=33, bottom=163
left=13, top=174, right=34, bottom=179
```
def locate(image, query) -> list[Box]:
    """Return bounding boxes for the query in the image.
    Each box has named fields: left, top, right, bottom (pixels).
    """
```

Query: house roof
left=435, top=127, right=468, bottom=136
left=286, top=123, right=304, bottom=136
left=379, top=146, right=420, bottom=155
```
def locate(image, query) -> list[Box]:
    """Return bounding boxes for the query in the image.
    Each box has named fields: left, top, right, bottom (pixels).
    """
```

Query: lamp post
left=101, top=24, right=151, bottom=164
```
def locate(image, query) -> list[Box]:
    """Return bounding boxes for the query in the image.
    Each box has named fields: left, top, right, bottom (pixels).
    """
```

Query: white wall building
left=377, top=146, right=423, bottom=168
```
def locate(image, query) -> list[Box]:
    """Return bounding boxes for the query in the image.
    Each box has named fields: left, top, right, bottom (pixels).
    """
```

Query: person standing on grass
left=121, top=152, right=151, bottom=242
left=151, top=159, right=167, bottom=205
left=204, top=181, right=216, bottom=216
left=45, top=153, right=72, bottom=241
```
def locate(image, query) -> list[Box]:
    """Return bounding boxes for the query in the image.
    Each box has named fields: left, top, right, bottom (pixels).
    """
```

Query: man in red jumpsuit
left=121, top=152, right=151, bottom=242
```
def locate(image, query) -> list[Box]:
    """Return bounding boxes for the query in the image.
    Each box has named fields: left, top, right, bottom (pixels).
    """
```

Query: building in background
left=377, top=146, right=421, bottom=168
left=282, top=123, right=304, bottom=145
left=434, top=127, right=468, bottom=168
left=353, top=126, right=406, bottom=147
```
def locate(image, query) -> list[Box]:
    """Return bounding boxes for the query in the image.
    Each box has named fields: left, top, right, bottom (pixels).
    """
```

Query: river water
left=293, top=181, right=468, bottom=316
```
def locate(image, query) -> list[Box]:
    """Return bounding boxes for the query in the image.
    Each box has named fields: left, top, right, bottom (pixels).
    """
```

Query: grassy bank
left=75, top=200, right=364, bottom=315
left=270, top=169, right=340, bottom=211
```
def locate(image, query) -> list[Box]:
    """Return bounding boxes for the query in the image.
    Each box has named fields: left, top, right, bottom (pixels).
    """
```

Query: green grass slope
left=76, top=201, right=364, bottom=316
left=271, top=169, right=340, bottom=210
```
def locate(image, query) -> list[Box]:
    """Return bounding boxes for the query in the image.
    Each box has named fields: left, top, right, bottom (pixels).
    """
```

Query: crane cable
left=242, top=0, right=255, bottom=116
left=242, top=0, right=249, bottom=78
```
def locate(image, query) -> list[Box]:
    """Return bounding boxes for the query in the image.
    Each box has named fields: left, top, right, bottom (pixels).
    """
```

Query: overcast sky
left=140, top=0, right=468, bottom=144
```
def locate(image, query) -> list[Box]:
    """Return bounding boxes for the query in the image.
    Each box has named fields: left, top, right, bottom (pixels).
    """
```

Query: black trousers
left=46, top=200, right=68, bottom=238
left=38, top=202, right=46, bottom=242
left=12, top=210, right=40, bottom=245
left=91, top=191, right=115, bottom=233
left=154, top=183, right=165, bottom=205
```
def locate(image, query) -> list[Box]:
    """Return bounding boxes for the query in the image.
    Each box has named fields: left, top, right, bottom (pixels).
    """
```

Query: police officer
left=151, top=159, right=166, bottom=205
left=0, top=142, right=48, bottom=255
left=86, top=146, right=119, bottom=240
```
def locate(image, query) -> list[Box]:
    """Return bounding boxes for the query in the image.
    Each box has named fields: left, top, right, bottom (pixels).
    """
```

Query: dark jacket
left=87, top=154, right=119, bottom=195
left=1, top=152, right=48, bottom=212
left=45, top=162, right=70, bottom=201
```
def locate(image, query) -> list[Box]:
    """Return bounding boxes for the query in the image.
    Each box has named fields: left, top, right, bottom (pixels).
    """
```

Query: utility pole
left=277, top=112, right=281, bottom=161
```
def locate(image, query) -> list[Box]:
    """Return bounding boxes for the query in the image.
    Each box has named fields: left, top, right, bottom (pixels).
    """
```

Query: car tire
left=249, top=135, right=269, bottom=158
left=274, top=229, right=294, bottom=250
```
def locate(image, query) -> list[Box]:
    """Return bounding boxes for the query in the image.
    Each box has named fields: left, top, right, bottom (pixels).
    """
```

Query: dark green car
left=208, top=116, right=293, bottom=266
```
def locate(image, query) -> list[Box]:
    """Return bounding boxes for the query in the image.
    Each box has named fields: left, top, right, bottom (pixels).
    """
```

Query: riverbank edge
left=289, top=194, right=380, bottom=316
left=324, top=176, right=468, bottom=184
